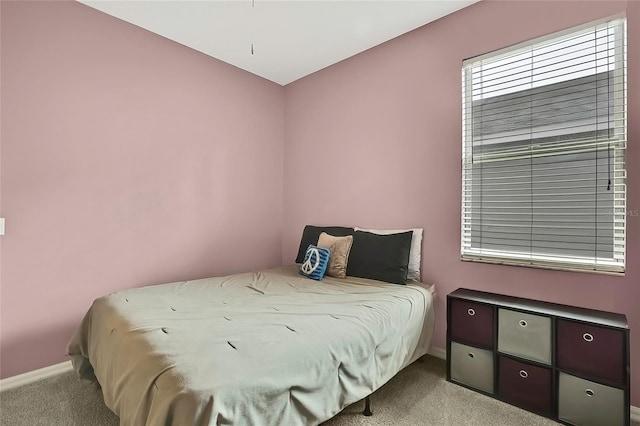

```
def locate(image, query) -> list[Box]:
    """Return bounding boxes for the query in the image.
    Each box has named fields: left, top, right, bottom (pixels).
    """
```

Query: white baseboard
left=426, top=347, right=640, bottom=421
left=0, top=360, right=73, bottom=392
left=427, top=346, right=446, bottom=360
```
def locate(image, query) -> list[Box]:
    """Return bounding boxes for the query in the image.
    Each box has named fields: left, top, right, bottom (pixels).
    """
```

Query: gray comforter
left=68, top=265, right=435, bottom=426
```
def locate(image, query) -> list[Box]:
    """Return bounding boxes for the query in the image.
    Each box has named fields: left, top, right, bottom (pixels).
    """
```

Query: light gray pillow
left=317, top=232, right=353, bottom=279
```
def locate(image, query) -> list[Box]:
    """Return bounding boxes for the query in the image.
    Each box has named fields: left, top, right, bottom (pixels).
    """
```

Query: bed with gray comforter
left=67, top=265, right=435, bottom=426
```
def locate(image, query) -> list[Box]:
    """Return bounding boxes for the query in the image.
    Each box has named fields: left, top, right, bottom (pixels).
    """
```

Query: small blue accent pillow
left=299, top=244, right=331, bottom=281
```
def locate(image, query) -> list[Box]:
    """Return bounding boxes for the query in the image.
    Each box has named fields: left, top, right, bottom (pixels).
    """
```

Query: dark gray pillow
left=346, top=230, right=413, bottom=284
left=295, top=225, right=354, bottom=264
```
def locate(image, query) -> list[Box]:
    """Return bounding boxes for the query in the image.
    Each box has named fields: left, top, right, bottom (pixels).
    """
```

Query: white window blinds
left=461, top=18, right=627, bottom=274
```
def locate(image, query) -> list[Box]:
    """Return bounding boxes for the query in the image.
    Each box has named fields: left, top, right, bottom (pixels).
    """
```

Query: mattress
left=67, top=265, right=435, bottom=426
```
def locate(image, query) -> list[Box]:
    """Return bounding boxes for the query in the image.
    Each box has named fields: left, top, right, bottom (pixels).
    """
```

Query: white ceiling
left=79, top=0, right=479, bottom=86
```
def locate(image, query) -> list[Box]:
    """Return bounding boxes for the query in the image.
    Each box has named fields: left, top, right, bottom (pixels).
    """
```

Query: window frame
left=460, top=17, right=627, bottom=275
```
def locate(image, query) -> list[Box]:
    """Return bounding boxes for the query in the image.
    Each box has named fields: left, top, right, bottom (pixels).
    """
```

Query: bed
left=68, top=264, right=435, bottom=425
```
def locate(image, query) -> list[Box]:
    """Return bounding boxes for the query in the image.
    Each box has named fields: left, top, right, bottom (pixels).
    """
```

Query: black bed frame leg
left=363, top=396, right=372, bottom=416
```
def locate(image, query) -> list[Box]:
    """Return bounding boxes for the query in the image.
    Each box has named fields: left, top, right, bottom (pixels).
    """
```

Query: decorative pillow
left=317, top=232, right=354, bottom=278
left=355, top=227, right=423, bottom=281
left=299, top=245, right=331, bottom=281
left=346, top=230, right=413, bottom=285
left=295, top=225, right=354, bottom=263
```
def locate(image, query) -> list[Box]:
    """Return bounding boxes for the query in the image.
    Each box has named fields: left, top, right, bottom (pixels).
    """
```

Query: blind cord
left=607, top=26, right=612, bottom=192
left=528, top=49, right=534, bottom=263
left=594, top=29, right=599, bottom=264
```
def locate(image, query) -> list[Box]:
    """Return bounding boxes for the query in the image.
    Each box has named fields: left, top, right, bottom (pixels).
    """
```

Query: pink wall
left=283, top=0, right=640, bottom=406
left=2, top=0, right=639, bottom=409
left=0, top=1, right=284, bottom=378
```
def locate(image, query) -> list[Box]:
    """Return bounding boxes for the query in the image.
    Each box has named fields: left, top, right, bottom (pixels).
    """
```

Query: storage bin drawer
left=557, top=319, right=625, bottom=385
left=498, top=308, right=551, bottom=364
left=450, top=341, right=494, bottom=394
left=450, top=299, right=494, bottom=348
left=498, top=355, right=552, bottom=416
left=558, top=372, right=625, bottom=426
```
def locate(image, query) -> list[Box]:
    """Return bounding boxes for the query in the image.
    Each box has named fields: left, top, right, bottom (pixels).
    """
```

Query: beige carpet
left=0, top=356, right=633, bottom=425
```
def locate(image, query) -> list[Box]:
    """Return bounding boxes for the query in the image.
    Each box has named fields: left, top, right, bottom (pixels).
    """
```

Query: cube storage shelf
left=446, top=288, right=630, bottom=426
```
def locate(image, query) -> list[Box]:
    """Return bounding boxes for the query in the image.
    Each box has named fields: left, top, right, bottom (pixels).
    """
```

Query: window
left=461, top=18, right=627, bottom=274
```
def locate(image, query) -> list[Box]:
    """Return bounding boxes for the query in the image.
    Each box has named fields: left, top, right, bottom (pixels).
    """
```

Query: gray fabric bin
left=450, top=341, right=494, bottom=394
left=498, top=308, right=551, bottom=364
left=558, top=372, right=624, bottom=426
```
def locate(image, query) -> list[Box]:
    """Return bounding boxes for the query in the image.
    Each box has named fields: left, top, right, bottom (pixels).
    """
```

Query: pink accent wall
left=283, top=0, right=640, bottom=406
left=2, top=0, right=639, bottom=409
left=0, top=1, right=284, bottom=377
